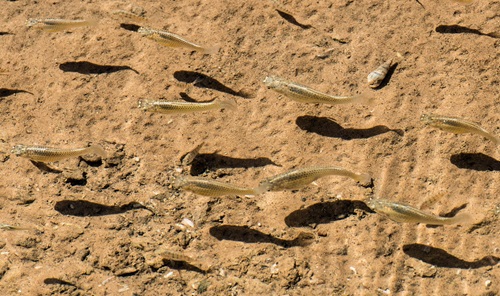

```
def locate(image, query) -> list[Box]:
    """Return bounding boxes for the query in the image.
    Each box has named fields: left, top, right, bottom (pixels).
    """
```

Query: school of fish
left=0, top=0, right=497, bottom=284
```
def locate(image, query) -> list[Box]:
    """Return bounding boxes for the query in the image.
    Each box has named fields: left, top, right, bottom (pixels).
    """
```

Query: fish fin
left=218, top=99, right=237, bottom=111
left=357, top=173, right=372, bottom=186
left=253, top=181, right=271, bottom=195
left=202, top=45, right=220, bottom=55
left=352, top=93, right=375, bottom=107
left=450, top=213, right=473, bottom=225
left=90, top=145, right=107, bottom=158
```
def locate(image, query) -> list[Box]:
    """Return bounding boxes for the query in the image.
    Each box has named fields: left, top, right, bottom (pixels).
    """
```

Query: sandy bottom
left=0, top=0, right=499, bottom=295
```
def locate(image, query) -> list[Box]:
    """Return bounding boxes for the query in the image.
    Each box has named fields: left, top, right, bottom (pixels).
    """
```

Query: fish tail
left=89, top=145, right=107, bottom=158
left=253, top=181, right=271, bottom=195
left=202, top=45, right=219, bottom=55
left=352, top=93, right=375, bottom=107
left=480, top=131, right=500, bottom=145
left=489, top=135, right=500, bottom=146
left=356, top=173, right=372, bottom=186
left=449, top=213, right=473, bottom=225
left=84, top=19, right=99, bottom=27
left=218, top=99, right=237, bottom=111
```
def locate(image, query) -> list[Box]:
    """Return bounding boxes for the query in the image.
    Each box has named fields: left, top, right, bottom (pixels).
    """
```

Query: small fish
left=421, top=114, right=499, bottom=145
left=259, top=166, right=371, bottom=192
left=111, top=10, right=146, bottom=22
left=263, top=76, right=373, bottom=106
left=26, top=18, right=97, bottom=32
left=0, top=223, right=30, bottom=231
left=138, top=99, right=236, bottom=114
left=174, top=176, right=263, bottom=196
left=0, top=68, right=9, bottom=75
left=11, top=144, right=107, bottom=163
left=138, top=27, right=218, bottom=54
left=366, top=198, right=472, bottom=225
left=367, top=59, right=392, bottom=88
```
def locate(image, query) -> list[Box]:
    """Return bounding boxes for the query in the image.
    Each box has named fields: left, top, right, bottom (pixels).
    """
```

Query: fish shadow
left=436, top=25, right=499, bottom=39
left=403, top=244, right=500, bottom=269
left=285, top=200, right=372, bottom=227
left=158, top=259, right=207, bottom=274
left=372, top=62, right=399, bottom=90
left=59, top=61, right=139, bottom=75
left=173, top=71, right=252, bottom=98
left=54, top=200, right=147, bottom=216
left=276, top=10, right=312, bottom=30
left=189, top=153, right=278, bottom=176
left=120, top=23, right=141, bottom=32
left=30, top=160, right=62, bottom=174
left=450, top=153, right=500, bottom=172
left=43, top=278, right=78, bottom=287
left=209, top=225, right=314, bottom=248
left=296, top=115, right=404, bottom=139
left=0, top=88, right=33, bottom=97
left=0, top=32, right=12, bottom=36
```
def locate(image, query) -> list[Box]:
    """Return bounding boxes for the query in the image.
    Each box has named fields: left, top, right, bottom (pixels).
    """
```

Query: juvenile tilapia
left=138, top=99, right=236, bottom=114
left=421, top=114, right=499, bottom=145
left=174, top=176, right=263, bottom=196
left=259, top=166, right=371, bottom=192
left=138, top=27, right=218, bottom=54
left=11, top=144, right=107, bottom=163
left=26, top=18, right=97, bottom=32
left=0, top=223, right=30, bottom=231
left=366, top=198, right=472, bottom=225
left=263, top=76, right=373, bottom=106
left=111, top=10, right=147, bottom=22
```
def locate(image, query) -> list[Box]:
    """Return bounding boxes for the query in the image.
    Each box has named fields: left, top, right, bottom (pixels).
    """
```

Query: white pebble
left=181, top=218, right=195, bottom=228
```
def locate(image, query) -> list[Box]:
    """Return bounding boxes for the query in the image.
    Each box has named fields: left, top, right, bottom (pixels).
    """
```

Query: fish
left=366, top=198, right=472, bottom=225
left=137, top=27, right=218, bottom=54
left=421, top=114, right=499, bottom=145
left=263, top=76, right=373, bottom=106
left=0, top=223, right=30, bottom=231
left=259, top=166, right=372, bottom=192
left=111, top=10, right=147, bottom=22
left=174, top=176, right=263, bottom=196
left=138, top=99, right=236, bottom=114
left=11, top=144, right=107, bottom=163
left=367, top=59, right=392, bottom=88
left=26, top=18, right=97, bottom=32
left=0, top=68, right=9, bottom=75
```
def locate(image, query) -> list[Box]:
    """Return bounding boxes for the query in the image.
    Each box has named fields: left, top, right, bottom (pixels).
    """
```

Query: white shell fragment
left=181, top=218, right=195, bottom=228
left=367, top=59, right=392, bottom=88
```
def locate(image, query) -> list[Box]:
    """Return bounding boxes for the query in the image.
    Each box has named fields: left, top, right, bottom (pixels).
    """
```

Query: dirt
left=0, top=0, right=498, bottom=295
